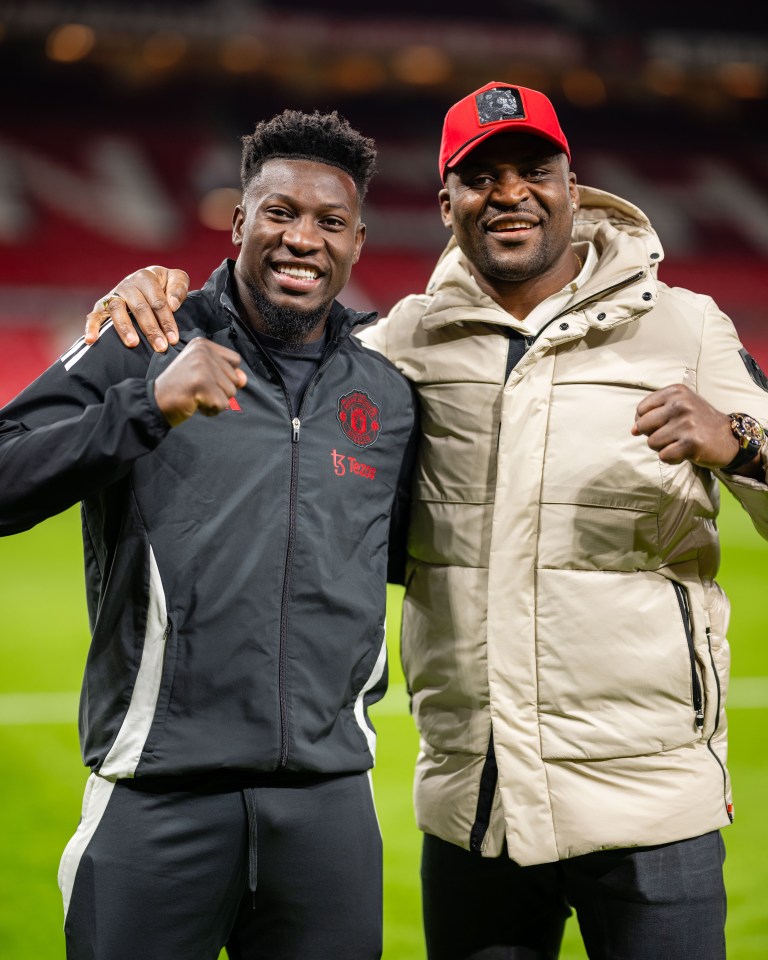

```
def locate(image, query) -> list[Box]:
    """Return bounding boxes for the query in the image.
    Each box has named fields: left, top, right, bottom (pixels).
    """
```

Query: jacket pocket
left=131, top=614, right=178, bottom=760
left=536, top=569, right=706, bottom=762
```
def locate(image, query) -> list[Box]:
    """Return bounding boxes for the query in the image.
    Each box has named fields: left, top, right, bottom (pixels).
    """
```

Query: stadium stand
left=1, top=2, right=767, bottom=401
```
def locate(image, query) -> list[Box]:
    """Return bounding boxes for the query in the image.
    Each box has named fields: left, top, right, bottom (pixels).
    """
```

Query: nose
left=282, top=215, right=321, bottom=253
left=491, top=171, right=530, bottom=207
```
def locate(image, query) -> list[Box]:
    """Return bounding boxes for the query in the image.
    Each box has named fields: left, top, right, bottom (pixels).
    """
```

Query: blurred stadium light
left=0, top=0, right=766, bottom=403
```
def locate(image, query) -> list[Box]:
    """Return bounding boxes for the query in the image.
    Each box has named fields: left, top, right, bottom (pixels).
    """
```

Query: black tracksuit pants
left=60, top=771, right=382, bottom=960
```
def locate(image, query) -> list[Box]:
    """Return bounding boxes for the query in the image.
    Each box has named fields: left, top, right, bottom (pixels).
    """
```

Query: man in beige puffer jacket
left=88, top=83, right=768, bottom=960
left=359, top=82, right=768, bottom=960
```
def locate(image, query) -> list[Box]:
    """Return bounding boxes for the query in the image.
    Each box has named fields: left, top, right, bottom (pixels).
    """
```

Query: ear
left=232, top=204, right=245, bottom=247
left=568, top=172, right=579, bottom=212
left=351, top=221, right=366, bottom=265
left=439, top=187, right=453, bottom=229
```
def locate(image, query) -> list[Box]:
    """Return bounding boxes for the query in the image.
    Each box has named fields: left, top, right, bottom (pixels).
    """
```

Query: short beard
left=247, top=282, right=332, bottom=346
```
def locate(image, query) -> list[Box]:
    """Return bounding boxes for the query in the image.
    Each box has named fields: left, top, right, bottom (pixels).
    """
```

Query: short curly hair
left=240, top=109, right=377, bottom=200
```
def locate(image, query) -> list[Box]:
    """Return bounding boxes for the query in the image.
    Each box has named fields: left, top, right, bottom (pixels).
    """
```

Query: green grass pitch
left=0, top=492, right=766, bottom=958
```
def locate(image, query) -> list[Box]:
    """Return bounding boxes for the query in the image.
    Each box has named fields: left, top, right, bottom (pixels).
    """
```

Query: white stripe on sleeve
left=60, top=320, right=114, bottom=371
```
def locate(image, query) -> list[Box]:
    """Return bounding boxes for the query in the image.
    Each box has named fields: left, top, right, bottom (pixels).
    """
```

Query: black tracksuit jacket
left=0, top=260, right=418, bottom=780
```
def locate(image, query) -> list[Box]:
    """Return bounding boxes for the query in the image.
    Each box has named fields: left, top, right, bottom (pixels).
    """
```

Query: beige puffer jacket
left=360, top=185, right=768, bottom=866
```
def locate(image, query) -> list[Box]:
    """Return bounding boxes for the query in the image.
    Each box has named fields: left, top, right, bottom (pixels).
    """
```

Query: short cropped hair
left=240, top=109, right=377, bottom=200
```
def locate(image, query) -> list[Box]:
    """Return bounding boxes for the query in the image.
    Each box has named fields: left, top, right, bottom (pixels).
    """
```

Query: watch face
left=730, top=413, right=765, bottom=450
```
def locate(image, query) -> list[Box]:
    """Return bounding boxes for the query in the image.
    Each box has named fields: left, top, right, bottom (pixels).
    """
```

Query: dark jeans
left=421, top=830, right=726, bottom=960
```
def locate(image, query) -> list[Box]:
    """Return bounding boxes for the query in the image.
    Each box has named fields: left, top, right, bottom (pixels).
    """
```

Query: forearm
left=0, top=378, right=169, bottom=535
left=684, top=304, right=767, bottom=526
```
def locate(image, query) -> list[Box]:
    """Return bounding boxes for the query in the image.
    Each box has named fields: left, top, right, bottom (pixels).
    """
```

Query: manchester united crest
left=337, top=390, right=381, bottom=447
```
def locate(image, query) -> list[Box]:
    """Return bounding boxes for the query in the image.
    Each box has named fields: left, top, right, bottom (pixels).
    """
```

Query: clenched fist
left=154, top=338, right=247, bottom=427
left=631, top=383, right=738, bottom=469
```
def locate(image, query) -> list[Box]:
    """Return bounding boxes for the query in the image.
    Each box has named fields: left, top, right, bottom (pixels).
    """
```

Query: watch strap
left=721, top=444, right=760, bottom=473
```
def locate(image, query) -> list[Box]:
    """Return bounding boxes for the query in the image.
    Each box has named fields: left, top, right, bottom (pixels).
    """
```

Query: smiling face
left=232, top=157, right=365, bottom=342
left=440, top=132, right=579, bottom=311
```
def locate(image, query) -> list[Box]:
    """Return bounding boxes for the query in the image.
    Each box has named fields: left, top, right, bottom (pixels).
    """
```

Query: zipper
left=232, top=331, right=303, bottom=769
left=671, top=581, right=704, bottom=730
left=671, top=589, right=732, bottom=822
left=224, top=307, right=361, bottom=767
left=277, top=410, right=301, bottom=766
left=271, top=340, right=343, bottom=768
left=704, top=626, right=733, bottom=822
left=469, top=731, right=498, bottom=854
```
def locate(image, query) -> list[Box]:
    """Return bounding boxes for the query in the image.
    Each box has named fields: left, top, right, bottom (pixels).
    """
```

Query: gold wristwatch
left=721, top=413, right=766, bottom=473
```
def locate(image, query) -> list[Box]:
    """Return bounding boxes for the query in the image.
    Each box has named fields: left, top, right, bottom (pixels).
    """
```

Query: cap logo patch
left=337, top=389, right=381, bottom=447
left=476, top=87, right=526, bottom=125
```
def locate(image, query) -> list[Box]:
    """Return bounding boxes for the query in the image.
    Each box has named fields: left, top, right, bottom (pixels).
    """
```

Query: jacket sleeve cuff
left=145, top=378, right=172, bottom=439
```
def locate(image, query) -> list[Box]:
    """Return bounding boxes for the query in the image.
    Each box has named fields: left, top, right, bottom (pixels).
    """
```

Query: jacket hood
left=572, top=183, right=664, bottom=281
left=573, top=184, right=659, bottom=246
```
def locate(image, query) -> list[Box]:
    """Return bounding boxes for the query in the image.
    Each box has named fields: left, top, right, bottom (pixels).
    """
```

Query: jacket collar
left=419, top=185, right=663, bottom=338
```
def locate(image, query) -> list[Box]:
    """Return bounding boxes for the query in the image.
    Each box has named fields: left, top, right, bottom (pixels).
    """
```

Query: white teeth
left=491, top=221, right=531, bottom=231
left=276, top=266, right=319, bottom=279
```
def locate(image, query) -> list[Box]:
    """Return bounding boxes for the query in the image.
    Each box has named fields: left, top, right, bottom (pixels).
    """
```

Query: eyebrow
left=261, top=192, right=353, bottom=213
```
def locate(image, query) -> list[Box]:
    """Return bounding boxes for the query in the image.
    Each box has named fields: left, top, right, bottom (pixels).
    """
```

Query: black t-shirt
left=252, top=328, right=329, bottom=415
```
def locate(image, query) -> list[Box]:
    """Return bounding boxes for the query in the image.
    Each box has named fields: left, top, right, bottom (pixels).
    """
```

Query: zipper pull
left=292, top=417, right=301, bottom=442
left=695, top=709, right=704, bottom=729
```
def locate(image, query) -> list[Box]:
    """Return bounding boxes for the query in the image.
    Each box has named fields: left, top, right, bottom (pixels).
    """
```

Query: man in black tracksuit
left=0, top=112, right=417, bottom=959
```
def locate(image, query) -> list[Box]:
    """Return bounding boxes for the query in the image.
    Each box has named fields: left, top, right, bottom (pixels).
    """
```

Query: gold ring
left=102, top=295, right=124, bottom=312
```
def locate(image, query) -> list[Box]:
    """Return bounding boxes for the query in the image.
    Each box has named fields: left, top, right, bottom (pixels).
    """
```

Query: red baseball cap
left=439, top=81, right=571, bottom=181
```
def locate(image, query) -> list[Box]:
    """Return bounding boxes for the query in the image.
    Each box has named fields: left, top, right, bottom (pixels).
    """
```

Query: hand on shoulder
left=85, top=266, right=191, bottom=352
